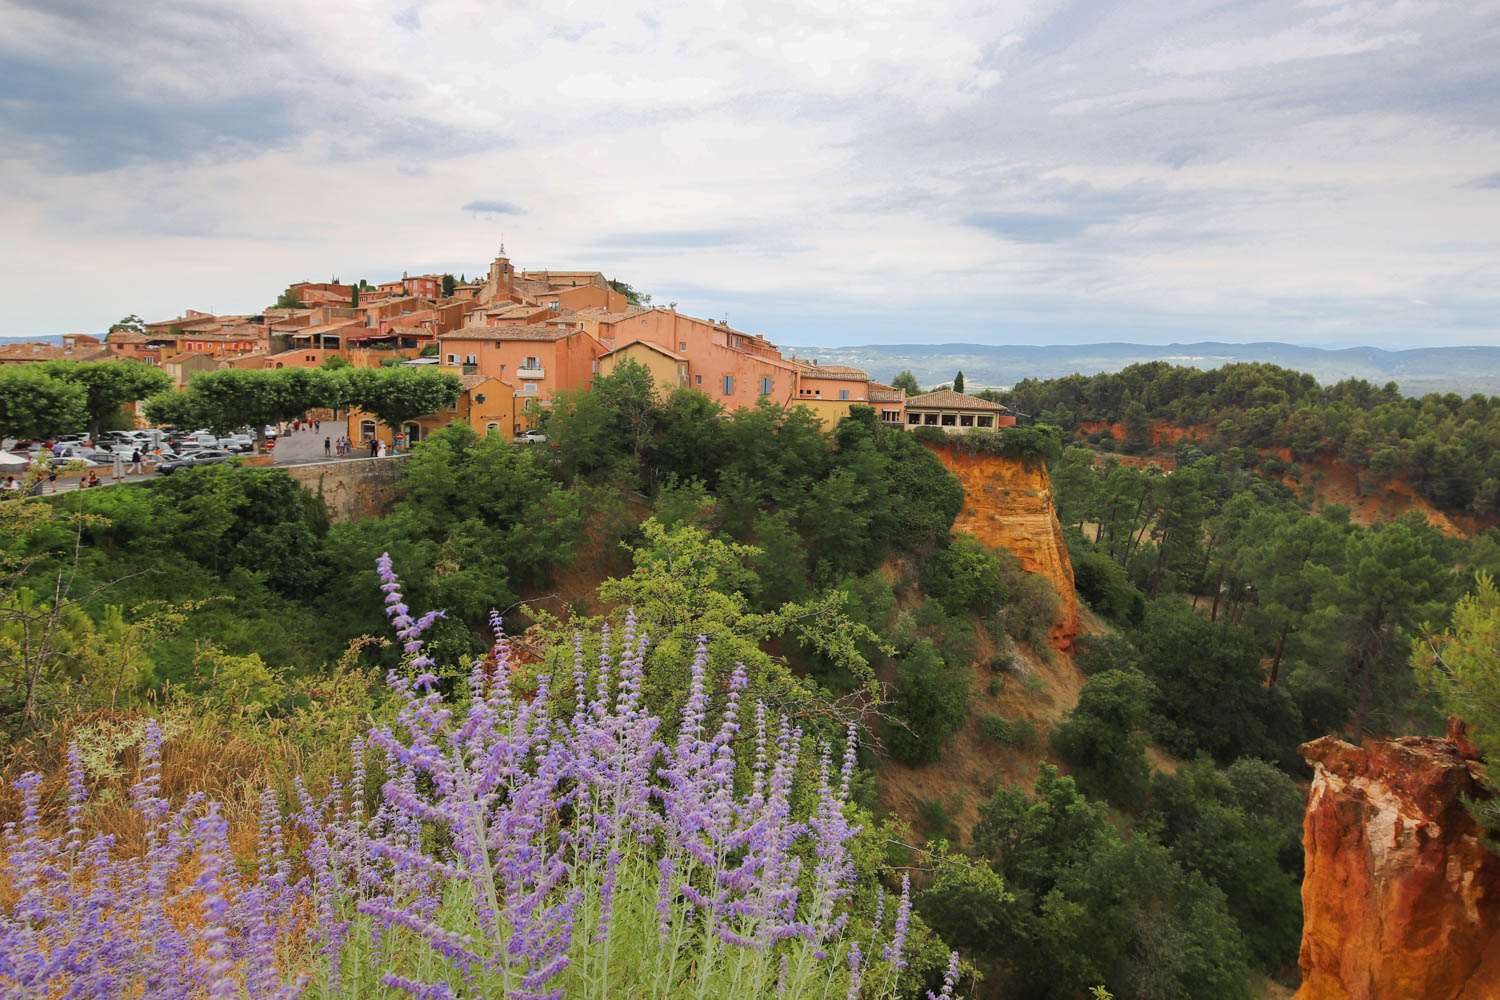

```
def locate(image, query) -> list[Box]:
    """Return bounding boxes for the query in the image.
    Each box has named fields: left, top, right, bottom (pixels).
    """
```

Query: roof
left=904, top=390, right=1011, bottom=411
left=573, top=306, right=648, bottom=323
left=0, top=342, right=71, bottom=361
left=869, top=388, right=904, bottom=403
left=441, top=324, right=576, bottom=343
left=604, top=339, right=686, bottom=362
left=793, top=362, right=869, bottom=382
left=161, top=351, right=214, bottom=365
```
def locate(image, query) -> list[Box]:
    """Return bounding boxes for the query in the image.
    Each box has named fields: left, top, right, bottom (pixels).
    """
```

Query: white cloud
left=0, top=0, right=1497, bottom=347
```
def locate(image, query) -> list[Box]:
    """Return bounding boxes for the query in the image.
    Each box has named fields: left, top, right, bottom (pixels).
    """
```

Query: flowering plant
left=0, top=555, right=957, bottom=999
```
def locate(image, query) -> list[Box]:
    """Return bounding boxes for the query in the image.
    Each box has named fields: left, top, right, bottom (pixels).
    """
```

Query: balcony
left=516, top=367, right=546, bottom=379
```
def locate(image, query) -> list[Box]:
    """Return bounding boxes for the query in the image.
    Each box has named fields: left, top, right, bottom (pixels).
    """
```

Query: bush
left=1050, top=669, right=1155, bottom=809
left=887, top=639, right=973, bottom=763
left=924, top=534, right=1009, bottom=617
left=1073, top=632, right=1141, bottom=677
left=1071, top=549, right=1145, bottom=625
left=982, top=714, right=1036, bottom=749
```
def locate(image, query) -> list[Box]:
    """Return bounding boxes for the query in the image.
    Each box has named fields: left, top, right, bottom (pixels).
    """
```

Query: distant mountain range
left=783, top=342, right=1500, bottom=398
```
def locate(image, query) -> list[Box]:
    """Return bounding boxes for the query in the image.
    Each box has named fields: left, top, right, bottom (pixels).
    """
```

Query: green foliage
left=1415, top=571, right=1500, bottom=840
left=886, top=639, right=972, bottom=763
left=342, top=366, right=463, bottom=435
left=1049, top=669, right=1154, bottom=808
left=924, top=534, right=1009, bottom=617
left=952, top=370, right=965, bottom=394
left=42, top=360, right=172, bottom=439
left=891, top=370, right=922, bottom=395
left=145, top=367, right=350, bottom=448
left=972, top=766, right=1252, bottom=1000
left=0, top=367, right=87, bottom=438
left=1133, top=601, right=1302, bottom=768
left=1147, top=759, right=1303, bottom=969
left=273, top=286, right=303, bottom=309
left=1071, top=549, right=1145, bottom=624
left=981, top=713, right=1036, bottom=749
left=442, top=273, right=456, bottom=296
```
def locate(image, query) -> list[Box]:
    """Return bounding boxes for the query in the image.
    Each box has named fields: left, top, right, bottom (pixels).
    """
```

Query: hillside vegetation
left=2, top=358, right=1497, bottom=998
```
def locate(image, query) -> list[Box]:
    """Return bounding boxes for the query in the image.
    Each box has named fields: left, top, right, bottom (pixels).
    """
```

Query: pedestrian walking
left=368, top=437, right=378, bottom=458
left=127, top=448, right=143, bottom=474
left=324, top=436, right=332, bottom=457
left=112, top=451, right=124, bottom=483
left=315, top=420, right=321, bottom=432
left=377, top=439, right=387, bottom=458
left=46, top=469, right=58, bottom=493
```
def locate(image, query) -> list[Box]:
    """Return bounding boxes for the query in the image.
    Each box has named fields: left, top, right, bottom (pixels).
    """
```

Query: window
left=924, top=413, right=939, bottom=425
left=760, top=376, right=772, bottom=395
left=524, top=356, right=540, bottom=369
left=907, top=412, right=921, bottom=425
left=723, top=375, right=734, bottom=395
left=642, top=319, right=648, bottom=326
left=447, top=354, right=458, bottom=364
left=838, top=389, right=849, bottom=400
left=465, top=354, right=476, bottom=365
left=977, top=415, right=994, bottom=428
left=679, top=341, right=687, bottom=351
left=695, top=375, right=702, bottom=385
left=523, top=383, right=537, bottom=394
left=941, top=413, right=957, bottom=426
left=550, top=302, right=560, bottom=311
left=960, top=414, right=974, bottom=427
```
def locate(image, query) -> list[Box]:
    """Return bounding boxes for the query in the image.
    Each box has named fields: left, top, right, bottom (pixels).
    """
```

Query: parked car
left=219, top=437, right=255, bottom=453
left=515, top=430, right=548, bottom=444
left=155, top=450, right=236, bottom=474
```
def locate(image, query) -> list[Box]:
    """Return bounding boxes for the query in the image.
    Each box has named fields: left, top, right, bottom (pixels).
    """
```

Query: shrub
left=982, top=714, right=1036, bottom=749
left=0, top=560, right=934, bottom=999
left=1050, top=669, right=1155, bottom=809
left=924, top=534, right=1009, bottom=617
left=1071, top=549, right=1146, bottom=625
left=887, top=639, right=973, bottom=763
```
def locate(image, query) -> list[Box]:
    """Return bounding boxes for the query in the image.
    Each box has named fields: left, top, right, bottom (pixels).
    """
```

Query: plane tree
left=42, top=360, right=172, bottom=442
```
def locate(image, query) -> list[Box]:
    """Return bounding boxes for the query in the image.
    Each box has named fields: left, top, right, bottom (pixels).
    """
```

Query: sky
left=1, top=0, right=1498, bottom=349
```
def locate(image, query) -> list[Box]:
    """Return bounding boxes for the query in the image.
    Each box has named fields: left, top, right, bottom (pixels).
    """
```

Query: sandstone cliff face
left=1295, top=731, right=1500, bottom=1000
left=926, top=444, right=1079, bottom=650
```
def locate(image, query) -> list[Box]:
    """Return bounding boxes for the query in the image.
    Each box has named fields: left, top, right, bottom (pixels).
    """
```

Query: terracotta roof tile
left=904, top=389, right=1011, bottom=411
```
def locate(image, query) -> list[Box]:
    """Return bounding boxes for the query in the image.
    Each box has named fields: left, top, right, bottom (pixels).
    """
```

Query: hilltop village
left=0, top=249, right=1016, bottom=447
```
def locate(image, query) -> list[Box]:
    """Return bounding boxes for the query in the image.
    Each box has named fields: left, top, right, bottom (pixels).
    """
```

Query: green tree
left=0, top=368, right=87, bottom=439
left=107, top=315, right=146, bottom=336
left=892, top=370, right=922, bottom=396
left=146, top=368, right=345, bottom=451
left=953, top=370, right=965, bottom=394
left=342, top=367, right=462, bottom=442
left=1050, top=669, right=1154, bottom=808
left=442, top=273, right=456, bottom=297
left=273, top=286, right=303, bottom=309
left=886, top=638, right=971, bottom=763
left=43, top=360, right=172, bottom=441
left=1415, top=571, right=1500, bottom=839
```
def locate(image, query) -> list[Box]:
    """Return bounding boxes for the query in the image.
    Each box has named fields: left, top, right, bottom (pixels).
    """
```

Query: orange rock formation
left=926, top=443, right=1079, bottom=650
left=1295, top=731, right=1500, bottom=1000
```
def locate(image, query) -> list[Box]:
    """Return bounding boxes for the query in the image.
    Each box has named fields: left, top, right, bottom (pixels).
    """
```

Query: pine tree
left=953, top=370, right=965, bottom=394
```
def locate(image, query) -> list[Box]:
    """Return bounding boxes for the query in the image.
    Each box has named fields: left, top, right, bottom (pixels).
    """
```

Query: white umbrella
left=0, top=451, right=28, bottom=468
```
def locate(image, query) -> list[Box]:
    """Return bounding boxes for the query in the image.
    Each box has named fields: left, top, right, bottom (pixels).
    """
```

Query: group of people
left=326, top=436, right=358, bottom=457
left=323, top=434, right=400, bottom=459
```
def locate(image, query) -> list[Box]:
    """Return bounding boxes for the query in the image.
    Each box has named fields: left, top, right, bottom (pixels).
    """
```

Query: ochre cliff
left=926, top=444, right=1079, bottom=650
left=1295, top=729, right=1500, bottom=1000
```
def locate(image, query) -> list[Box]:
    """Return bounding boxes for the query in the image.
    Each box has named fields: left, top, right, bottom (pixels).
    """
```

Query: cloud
left=592, top=229, right=753, bottom=249
left=0, top=0, right=1497, bottom=350
left=963, top=213, right=1091, bottom=244
left=462, top=200, right=526, bottom=216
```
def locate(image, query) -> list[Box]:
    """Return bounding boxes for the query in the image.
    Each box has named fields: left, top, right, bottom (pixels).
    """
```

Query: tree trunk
left=1149, top=534, right=1169, bottom=600
left=1210, top=562, right=1226, bottom=622
left=1269, top=621, right=1290, bottom=685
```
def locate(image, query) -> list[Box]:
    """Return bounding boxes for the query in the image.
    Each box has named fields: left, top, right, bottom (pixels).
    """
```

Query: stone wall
left=283, top=455, right=410, bottom=522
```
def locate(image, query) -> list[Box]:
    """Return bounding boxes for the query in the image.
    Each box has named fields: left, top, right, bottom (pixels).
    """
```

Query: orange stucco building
left=347, top=369, right=516, bottom=447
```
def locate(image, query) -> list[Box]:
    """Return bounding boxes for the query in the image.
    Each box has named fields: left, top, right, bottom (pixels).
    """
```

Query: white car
left=515, top=430, right=548, bottom=444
